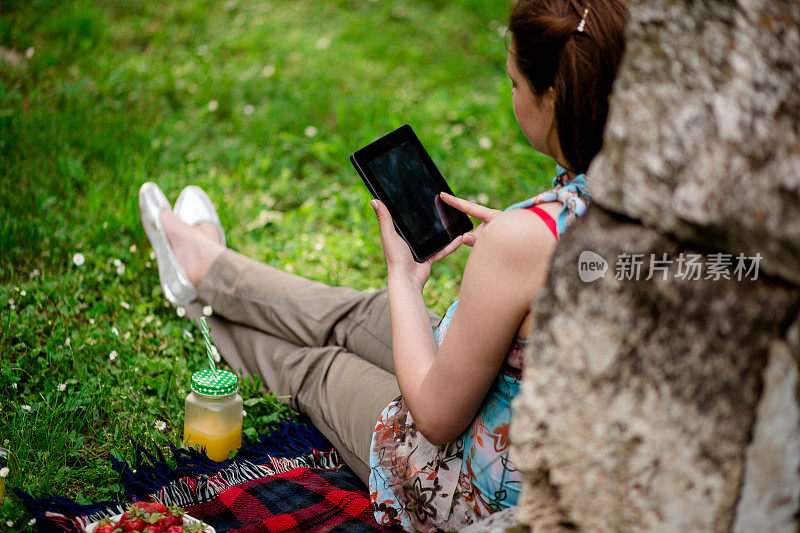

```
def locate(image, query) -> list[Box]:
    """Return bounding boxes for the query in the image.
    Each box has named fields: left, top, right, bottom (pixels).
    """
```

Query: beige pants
left=191, top=249, right=441, bottom=484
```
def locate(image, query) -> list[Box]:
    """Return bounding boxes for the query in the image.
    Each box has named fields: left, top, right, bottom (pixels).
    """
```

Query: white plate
left=83, top=510, right=215, bottom=533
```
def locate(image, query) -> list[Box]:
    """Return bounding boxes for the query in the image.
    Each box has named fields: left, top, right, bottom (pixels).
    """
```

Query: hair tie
left=576, top=4, right=591, bottom=32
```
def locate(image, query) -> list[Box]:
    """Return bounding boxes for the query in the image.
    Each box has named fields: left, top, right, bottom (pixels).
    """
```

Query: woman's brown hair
left=508, top=0, right=628, bottom=174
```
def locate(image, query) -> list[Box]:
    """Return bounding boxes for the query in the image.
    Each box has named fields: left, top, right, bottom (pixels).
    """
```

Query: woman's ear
left=544, top=87, right=560, bottom=158
left=544, top=86, right=556, bottom=111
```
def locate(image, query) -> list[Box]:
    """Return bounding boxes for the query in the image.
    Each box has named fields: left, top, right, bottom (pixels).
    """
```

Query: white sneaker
left=138, top=182, right=197, bottom=306
left=174, top=185, right=226, bottom=247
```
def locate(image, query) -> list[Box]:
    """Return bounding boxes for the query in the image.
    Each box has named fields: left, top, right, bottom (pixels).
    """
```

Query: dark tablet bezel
left=350, top=124, right=473, bottom=262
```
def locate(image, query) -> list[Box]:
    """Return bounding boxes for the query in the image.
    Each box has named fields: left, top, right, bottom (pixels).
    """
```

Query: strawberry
left=160, top=514, right=183, bottom=529
left=95, top=517, right=117, bottom=533
left=143, top=524, right=164, bottom=533
left=123, top=517, right=145, bottom=532
left=165, top=527, right=184, bottom=533
left=162, top=505, right=185, bottom=527
left=182, top=522, right=207, bottom=533
left=131, top=501, right=169, bottom=515
left=146, top=512, right=166, bottom=522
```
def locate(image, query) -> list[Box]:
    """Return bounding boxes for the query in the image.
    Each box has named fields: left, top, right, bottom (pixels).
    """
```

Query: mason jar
left=183, top=369, right=243, bottom=462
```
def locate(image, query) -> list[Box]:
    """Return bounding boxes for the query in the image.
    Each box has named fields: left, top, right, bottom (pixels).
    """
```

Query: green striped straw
left=198, top=317, right=219, bottom=378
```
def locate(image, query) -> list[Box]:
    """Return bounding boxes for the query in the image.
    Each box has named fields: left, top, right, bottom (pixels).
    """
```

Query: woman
left=139, top=0, right=627, bottom=530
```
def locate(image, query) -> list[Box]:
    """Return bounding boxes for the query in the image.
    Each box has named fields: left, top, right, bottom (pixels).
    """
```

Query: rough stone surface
left=460, top=507, right=524, bottom=533
left=497, top=0, right=800, bottom=530
left=733, top=325, right=800, bottom=533
left=588, top=0, right=800, bottom=284
left=510, top=208, right=800, bottom=532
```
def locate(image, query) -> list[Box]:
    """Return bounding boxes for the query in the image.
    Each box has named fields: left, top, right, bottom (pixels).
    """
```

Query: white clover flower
left=72, top=253, right=85, bottom=266
left=243, top=104, right=255, bottom=116
left=25, top=47, right=34, bottom=59
left=261, top=64, right=276, bottom=78
left=113, top=258, right=122, bottom=267
left=11, top=382, right=17, bottom=389
left=65, top=337, right=71, bottom=347
left=304, top=125, right=318, bottom=138
left=116, top=264, right=125, bottom=275
left=120, top=301, right=131, bottom=309
left=315, top=37, right=331, bottom=50
left=8, top=298, right=14, bottom=305
left=20, top=290, right=26, bottom=296
left=124, top=331, right=131, bottom=339
left=150, top=251, right=156, bottom=260
left=0, top=467, right=9, bottom=478
left=155, top=420, right=166, bottom=431
left=176, top=306, right=186, bottom=317
left=208, top=100, right=219, bottom=112
left=477, top=193, right=490, bottom=204
left=5, top=520, right=13, bottom=528
left=8, top=303, right=14, bottom=311
left=242, top=409, right=247, bottom=417
left=29, top=269, right=40, bottom=278
left=145, top=261, right=151, bottom=268
left=145, top=315, right=154, bottom=324
left=89, top=318, right=95, bottom=324
left=183, top=329, right=193, bottom=340
left=479, top=136, right=493, bottom=150
left=202, top=305, right=213, bottom=317
left=109, top=350, right=118, bottom=361
left=21, top=404, right=31, bottom=411
left=129, top=244, right=137, bottom=253
left=57, top=383, right=67, bottom=392
left=28, top=518, right=36, bottom=526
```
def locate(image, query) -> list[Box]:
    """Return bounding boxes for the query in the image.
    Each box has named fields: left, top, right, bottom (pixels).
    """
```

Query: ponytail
left=508, top=0, right=628, bottom=174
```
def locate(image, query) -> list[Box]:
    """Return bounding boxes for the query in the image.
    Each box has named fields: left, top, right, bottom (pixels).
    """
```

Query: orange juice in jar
left=183, top=369, right=243, bottom=462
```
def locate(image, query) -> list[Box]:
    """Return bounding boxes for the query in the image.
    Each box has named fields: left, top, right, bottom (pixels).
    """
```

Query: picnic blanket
left=18, top=417, right=393, bottom=533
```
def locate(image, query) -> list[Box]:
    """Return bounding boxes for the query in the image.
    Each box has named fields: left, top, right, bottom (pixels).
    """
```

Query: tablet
left=350, top=124, right=473, bottom=262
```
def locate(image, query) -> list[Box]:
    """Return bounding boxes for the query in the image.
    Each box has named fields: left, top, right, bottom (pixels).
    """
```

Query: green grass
left=0, top=0, right=553, bottom=528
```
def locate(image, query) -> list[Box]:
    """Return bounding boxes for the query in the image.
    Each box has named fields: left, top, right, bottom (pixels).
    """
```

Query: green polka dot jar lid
left=191, top=368, right=238, bottom=396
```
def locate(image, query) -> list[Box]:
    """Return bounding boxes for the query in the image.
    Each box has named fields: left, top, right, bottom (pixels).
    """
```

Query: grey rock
left=511, top=208, right=800, bottom=531
left=588, top=0, right=800, bottom=284
left=460, top=507, right=524, bottom=533
left=733, top=328, right=800, bottom=533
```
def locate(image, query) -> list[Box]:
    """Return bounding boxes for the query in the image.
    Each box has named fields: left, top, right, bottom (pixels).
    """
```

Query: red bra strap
left=525, top=205, right=559, bottom=240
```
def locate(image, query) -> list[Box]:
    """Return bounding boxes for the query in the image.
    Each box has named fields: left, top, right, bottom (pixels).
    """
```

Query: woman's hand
left=370, top=199, right=464, bottom=290
left=439, top=192, right=501, bottom=247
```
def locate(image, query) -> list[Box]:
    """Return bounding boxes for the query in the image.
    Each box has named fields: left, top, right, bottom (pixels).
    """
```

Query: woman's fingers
left=428, top=235, right=464, bottom=264
left=439, top=192, right=499, bottom=222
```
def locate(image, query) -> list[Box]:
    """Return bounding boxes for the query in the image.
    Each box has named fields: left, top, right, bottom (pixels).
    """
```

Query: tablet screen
left=351, top=124, right=472, bottom=262
left=365, top=139, right=447, bottom=246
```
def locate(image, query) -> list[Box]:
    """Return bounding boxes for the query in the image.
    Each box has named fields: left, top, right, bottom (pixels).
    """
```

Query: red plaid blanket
left=179, top=465, right=385, bottom=532
left=20, top=419, right=396, bottom=533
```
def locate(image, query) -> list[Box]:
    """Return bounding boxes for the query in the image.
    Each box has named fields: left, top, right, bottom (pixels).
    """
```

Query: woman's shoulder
left=481, top=202, right=561, bottom=252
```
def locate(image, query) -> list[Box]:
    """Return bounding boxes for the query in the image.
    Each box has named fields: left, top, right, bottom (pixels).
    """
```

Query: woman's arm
left=372, top=201, right=558, bottom=445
